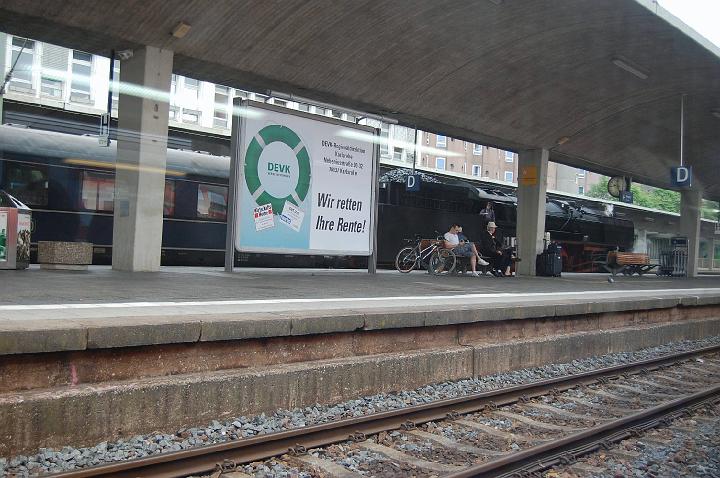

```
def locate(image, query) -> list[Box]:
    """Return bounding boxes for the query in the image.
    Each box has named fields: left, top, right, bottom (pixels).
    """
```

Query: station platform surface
left=2, top=266, right=720, bottom=355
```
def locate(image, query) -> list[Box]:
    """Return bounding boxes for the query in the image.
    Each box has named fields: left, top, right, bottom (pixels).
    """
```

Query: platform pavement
left=1, top=266, right=720, bottom=355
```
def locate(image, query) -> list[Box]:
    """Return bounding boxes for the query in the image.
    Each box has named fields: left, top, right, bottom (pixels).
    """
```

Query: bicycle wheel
left=395, top=247, right=418, bottom=273
left=429, top=249, right=456, bottom=275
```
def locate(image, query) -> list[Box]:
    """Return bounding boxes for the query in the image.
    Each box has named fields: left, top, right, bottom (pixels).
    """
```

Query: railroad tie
left=607, top=382, right=678, bottom=399
left=405, top=429, right=503, bottom=456
left=361, top=440, right=464, bottom=473
left=454, top=419, right=533, bottom=443
left=521, top=401, right=602, bottom=422
left=286, top=455, right=364, bottom=478
left=492, top=410, right=582, bottom=432
left=629, top=377, right=691, bottom=393
left=559, top=395, right=638, bottom=415
left=652, top=372, right=715, bottom=386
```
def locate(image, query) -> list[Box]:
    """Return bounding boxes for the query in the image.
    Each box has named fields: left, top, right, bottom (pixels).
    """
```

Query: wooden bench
left=605, top=251, right=659, bottom=276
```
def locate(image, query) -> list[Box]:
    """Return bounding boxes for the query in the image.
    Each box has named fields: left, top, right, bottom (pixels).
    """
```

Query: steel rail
left=445, top=383, right=720, bottom=478
left=45, top=344, right=720, bottom=478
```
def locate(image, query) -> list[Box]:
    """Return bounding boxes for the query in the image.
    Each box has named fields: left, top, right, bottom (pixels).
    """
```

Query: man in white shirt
left=444, top=224, right=489, bottom=277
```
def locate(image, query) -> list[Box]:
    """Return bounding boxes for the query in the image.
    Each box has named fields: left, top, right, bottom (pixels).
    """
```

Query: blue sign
left=671, top=166, right=692, bottom=188
left=620, top=190, right=633, bottom=204
left=406, top=174, right=421, bottom=192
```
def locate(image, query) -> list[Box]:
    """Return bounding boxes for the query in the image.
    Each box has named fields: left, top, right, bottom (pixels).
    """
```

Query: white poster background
left=235, top=103, right=375, bottom=255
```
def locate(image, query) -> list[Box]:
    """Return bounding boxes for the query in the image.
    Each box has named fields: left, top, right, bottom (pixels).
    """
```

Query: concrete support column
left=0, top=32, right=7, bottom=121
left=680, top=187, right=702, bottom=277
left=516, top=148, right=549, bottom=276
left=634, top=229, right=648, bottom=253
left=112, top=46, right=173, bottom=271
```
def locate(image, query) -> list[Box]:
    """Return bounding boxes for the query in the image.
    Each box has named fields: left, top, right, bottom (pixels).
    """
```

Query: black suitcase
left=536, top=244, right=562, bottom=277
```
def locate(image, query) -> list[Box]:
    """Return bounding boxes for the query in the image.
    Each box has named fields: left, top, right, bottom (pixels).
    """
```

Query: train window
left=164, top=180, right=176, bottom=216
left=4, top=162, right=48, bottom=207
left=197, top=184, right=228, bottom=220
left=81, top=171, right=114, bottom=212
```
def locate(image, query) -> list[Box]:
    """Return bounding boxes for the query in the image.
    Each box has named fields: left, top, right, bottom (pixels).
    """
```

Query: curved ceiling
left=1, top=0, right=719, bottom=197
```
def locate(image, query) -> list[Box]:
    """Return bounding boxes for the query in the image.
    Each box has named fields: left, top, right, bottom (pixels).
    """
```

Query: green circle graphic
left=245, top=124, right=311, bottom=215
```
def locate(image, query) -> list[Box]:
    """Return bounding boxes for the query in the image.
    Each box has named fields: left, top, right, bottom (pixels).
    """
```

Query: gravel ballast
left=2, top=335, right=720, bottom=477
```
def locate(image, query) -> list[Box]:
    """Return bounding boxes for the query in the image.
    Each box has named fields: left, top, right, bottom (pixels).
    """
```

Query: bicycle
left=395, top=233, right=456, bottom=275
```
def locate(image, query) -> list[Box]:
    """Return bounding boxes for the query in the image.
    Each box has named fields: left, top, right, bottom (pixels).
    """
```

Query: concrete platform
left=2, top=266, right=720, bottom=354
left=2, top=266, right=720, bottom=456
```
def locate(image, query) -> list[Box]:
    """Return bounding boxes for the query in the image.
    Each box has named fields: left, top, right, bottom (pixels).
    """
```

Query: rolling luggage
left=536, top=243, right=562, bottom=277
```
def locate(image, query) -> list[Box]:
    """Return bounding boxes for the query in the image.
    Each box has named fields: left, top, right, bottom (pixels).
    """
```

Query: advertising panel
left=232, top=101, right=377, bottom=256
left=16, top=213, right=31, bottom=263
left=0, top=212, right=7, bottom=262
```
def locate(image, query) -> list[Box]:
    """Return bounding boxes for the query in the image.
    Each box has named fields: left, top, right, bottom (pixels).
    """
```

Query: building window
left=41, top=77, right=63, bottom=98
left=184, top=77, right=199, bottom=90
left=169, top=106, right=179, bottom=121
left=182, top=109, right=201, bottom=124
left=504, top=151, right=514, bottom=162
left=272, top=98, right=288, bottom=107
left=4, top=162, right=48, bottom=207
left=214, top=85, right=229, bottom=106
left=436, top=157, right=446, bottom=170
left=70, top=50, right=93, bottom=103
left=298, top=103, right=310, bottom=112
left=110, top=60, right=120, bottom=113
left=393, top=147, right=403, bottom=161
left=504, top=171, right=514, bottom=182
left=578, top=186, right=585, bottom=195
left=473, top=144, right=482, bottom=155
left=472, top=165, right=481, bottom=176
left=213, top=110, right=228, bottom=128
left=81, top=171, right=114, bottom=212
left=9, top=37, right=35, bottom=91
left=197, top=184, right=228, bottom=220
left=253, top=93, right=269, bottom=102
left=436, top=135, right=447, bottom=147
left=234, top=89, right=249, bottom=99
left=380, top=123, right=390, bottom=157
left=577, top=169, right=586, bottom=178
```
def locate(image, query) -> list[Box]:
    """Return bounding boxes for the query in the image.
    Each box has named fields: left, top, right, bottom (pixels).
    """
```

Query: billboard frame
left=225, top=99, right=380, bottom=273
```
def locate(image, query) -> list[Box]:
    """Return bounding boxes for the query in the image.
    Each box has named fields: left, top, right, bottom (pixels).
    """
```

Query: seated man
left=480, top=222, right=512, bottom=276
left=444, top=224, right=489, bottom=277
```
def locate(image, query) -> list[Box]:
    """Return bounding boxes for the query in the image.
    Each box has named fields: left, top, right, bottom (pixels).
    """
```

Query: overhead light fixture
left=556, top=136, right=570, bottom=145
left=612, top=57, right=648, bottom=80
left=711, top=109, right=720, bottom=119
left=171, top=22, right=192, bottom=39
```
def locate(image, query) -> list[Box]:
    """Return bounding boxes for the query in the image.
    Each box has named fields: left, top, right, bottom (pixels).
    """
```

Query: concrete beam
left=112, top=46, right=173, bottom=272
left=516, top=149, right=549, bottom=276
left=680, top=187, right=702, bottom=277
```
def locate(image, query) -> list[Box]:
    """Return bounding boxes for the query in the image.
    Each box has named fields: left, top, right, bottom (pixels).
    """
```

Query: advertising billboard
left=228, top=101, right=378, bottom=258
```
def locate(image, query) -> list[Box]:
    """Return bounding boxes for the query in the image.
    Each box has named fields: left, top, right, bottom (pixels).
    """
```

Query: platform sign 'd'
left=406, top=174, right=421, bottom=192
left=620, top=190, right=633, bottom=204
left=671, top=166, right=692, bottom=188
left=231, top=101, right=377, bottom=256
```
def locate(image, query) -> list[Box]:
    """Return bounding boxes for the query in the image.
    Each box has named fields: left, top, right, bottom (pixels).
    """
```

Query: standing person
left=480, top=222, right=512, bottom=277
left=480, top=201, right=495, bottom=224
left=444, top=224, right=488, bottom=277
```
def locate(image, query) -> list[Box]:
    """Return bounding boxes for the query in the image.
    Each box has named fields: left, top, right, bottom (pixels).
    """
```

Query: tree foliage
left=586, top=177, right=683, bottom=213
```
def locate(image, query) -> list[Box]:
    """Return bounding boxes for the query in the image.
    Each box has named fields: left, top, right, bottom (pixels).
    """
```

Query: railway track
left=45, top=345, right=720, bottom=478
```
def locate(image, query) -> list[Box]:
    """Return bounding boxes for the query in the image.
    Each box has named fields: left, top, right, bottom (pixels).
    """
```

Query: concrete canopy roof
left=1, top=1, right=719, bottom=198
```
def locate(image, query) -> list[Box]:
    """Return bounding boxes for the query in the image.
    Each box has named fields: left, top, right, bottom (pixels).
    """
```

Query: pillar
left=516, top=149, right=549, bottom=275
left=680, top=187, right=702, bottom=277
left=0, top=32, right=7, bottom=121
left=633, top=229, right=648, bottom=253
left=112, top=46, right=173, bottom=271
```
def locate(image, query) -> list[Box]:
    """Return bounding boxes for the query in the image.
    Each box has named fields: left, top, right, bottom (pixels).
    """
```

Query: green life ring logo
left=245, top=124, right=311, bottom=215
